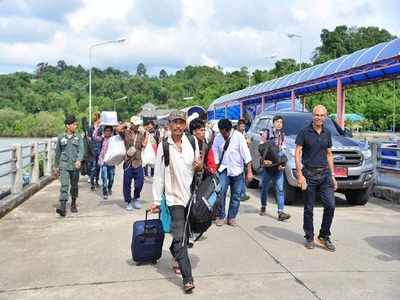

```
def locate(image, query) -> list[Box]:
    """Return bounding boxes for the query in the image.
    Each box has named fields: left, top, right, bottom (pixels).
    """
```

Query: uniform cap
left=64, top=115, right=77, bottom=125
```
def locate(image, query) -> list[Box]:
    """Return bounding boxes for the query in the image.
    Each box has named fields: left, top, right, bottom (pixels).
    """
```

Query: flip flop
left=183, top=282, right=195, bottom=293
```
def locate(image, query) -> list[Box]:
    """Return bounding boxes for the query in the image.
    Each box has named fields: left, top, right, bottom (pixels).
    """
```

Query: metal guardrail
left=375, top=142, right=400, bottom=172
left=0, top=139, right=57, bottom=197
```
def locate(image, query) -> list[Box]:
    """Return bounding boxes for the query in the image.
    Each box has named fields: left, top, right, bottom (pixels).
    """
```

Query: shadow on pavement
left=255, top=225, right=304, bottom=245
left=364, top=236, right=400, bottom=261
left=126, top=250, right=200, bottom=290
left=246, top=189, right=351, bottom=208
left=367, top=198, right=400, bottom=212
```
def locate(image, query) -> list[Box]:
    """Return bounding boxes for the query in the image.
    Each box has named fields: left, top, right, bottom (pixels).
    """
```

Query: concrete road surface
left=0, top=167, right=399, bottom=300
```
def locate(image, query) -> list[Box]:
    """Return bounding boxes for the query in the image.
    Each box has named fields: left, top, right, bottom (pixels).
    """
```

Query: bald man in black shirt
left=295, top=105, right=337, bottom=252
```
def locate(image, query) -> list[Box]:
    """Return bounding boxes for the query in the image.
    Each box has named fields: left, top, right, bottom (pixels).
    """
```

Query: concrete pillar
left=11, top=144, right=23, bottom=194
left=336, top=79, right=346, bottom=128
left=291, top=90, right=296, bottom=111
left=261, top=96, right=265, bottom=112
left=45, top=139, right=53, bottom=176
left=301, top=95, right=306, bottom=112
left=31, top=142, right=40, bottom=183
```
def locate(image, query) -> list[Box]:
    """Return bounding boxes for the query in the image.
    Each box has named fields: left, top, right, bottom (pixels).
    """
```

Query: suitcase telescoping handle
left=145, top=209, right=160, bottom=223
left=144, top=209, right=161, bottom=235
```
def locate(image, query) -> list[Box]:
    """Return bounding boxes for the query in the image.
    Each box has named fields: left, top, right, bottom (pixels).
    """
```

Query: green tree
left=136, top=63, right=147, bottom=77
left=159, top=69, right=168, bottom=79
left=313, top=25, right=395, bottom=64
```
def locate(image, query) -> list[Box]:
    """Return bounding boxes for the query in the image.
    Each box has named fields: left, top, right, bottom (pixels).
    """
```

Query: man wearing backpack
left=150, top=111, right=202, bottom=293
left=212, top=119, right=253, bottom=227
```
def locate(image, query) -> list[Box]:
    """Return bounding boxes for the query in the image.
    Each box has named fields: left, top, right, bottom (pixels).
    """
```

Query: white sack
left=104, top=135, right=126, bottom=165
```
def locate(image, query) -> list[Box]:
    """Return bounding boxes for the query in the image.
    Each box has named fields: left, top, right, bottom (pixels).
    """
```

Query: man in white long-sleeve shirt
left=150, top=110, right=202, bottom=293
left=212, top=119, right=253, bottom=226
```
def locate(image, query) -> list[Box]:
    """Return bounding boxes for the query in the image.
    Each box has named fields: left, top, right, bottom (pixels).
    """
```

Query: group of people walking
left=54, top=104, right=337, bottom=293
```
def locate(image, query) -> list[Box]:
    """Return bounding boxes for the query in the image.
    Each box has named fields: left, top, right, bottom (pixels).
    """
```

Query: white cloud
left=0, top=0, right=398, bottom=75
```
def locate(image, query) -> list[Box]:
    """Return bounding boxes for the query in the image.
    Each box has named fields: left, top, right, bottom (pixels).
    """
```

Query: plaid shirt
left=121, top=129, right=146, bottom=168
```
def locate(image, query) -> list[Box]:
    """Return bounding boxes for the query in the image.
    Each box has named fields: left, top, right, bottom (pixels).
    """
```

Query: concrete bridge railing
left=0, top=138, right=57, bottom=217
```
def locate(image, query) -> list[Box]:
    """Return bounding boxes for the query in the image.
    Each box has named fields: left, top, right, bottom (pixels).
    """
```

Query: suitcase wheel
left=151, top=260, right=157, bottom=265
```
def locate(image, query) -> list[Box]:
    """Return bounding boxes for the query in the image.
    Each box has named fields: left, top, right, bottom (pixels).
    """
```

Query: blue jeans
left=217, top=169, right=244, bottom=220
left=123, top=163, right=144, bottom=203
left=240, top=176, right=246, bottom=198
left=260, top=168, right=285, bottom=213
left=303, top=168, right=335, bottom=239
left=90, top=151, right=100, bottom=185
left=101, top=165, right=115, bottom=195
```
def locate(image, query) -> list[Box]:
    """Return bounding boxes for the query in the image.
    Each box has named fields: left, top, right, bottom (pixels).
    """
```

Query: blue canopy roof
left=209, top=38, right=400, bottom=109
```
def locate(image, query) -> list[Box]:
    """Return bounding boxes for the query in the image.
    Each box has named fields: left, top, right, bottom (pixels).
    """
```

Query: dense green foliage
left=0, top=25, right=398, bottom=137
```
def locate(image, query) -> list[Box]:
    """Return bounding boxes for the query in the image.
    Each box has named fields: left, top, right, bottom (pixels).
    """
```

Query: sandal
left=183, top=281, right=195, bottom=293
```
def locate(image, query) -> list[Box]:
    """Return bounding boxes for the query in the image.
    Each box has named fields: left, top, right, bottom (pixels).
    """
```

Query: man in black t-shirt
left=295, top=105, right=337, bottom=252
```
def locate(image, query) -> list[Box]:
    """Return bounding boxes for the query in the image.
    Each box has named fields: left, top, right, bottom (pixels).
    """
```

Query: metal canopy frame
left=209, top=38, right=400, bottom=119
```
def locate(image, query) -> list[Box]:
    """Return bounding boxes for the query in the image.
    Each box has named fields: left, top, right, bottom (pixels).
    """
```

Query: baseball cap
left=130, top=116, right=143, bottom=126
left=169, top=110, right=186, bottom=122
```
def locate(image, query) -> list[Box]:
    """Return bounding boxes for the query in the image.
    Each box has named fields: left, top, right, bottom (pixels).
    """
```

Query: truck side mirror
left=344, top=127, right=353, bottom=138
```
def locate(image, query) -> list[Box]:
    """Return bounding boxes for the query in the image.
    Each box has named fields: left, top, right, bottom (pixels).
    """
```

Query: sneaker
left=103, top=193, right=108, bottom=200
left=278, top=212, right=291, bottom=221
left=241, top=194, right=250, bottom=201
left=70, top=199, right=78, bottom=213
left=259, top=207, right=266, bottom=216
left=126, top=202, right=133, bottom=211
left=56, top=201, right=67, bottom=217
left=305, top=237, right=315, bottom=249
left=215, top=219, right=224, bottom=227
left=317, top=236, right=336, bottom=252
left=90, top=184, right=95, bottom=191
left=227, top=219, right=238, bottom=227
left=133, top=199, right=141, bottom=209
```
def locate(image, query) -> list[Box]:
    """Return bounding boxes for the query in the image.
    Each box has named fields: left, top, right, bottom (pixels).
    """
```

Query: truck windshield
left=283, top=115, right=340, bottom=136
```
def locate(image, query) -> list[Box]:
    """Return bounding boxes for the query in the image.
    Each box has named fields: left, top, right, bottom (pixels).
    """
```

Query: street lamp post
left=248, top=55, right=277, bottom=88
left=287, top=33, right=303, bottom=71
left=248, top=66, right=251, bottom=87
left=89, top=38, right=126, bottom=126
left=394, top=80, right=397, bottom=133
left=113, top=96, right=128, bottom=111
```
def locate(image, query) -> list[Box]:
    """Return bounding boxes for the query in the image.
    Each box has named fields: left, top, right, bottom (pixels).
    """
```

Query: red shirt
left=205, top=147, right=217, bottom=174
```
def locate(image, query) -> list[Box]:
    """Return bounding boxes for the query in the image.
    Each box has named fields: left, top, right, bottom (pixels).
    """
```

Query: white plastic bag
left=104, top=135, right=126, bottom=166
left=142, top=140, right=156, bottom=166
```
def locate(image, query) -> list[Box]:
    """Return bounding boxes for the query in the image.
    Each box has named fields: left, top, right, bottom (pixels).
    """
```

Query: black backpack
left=189, top=173, right=220, bottom=224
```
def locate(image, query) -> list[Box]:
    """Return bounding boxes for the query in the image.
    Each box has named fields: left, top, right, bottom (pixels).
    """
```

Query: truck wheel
left=284, top=177, right=297, bottom=205
left=345, top=189, right=370, bottom=205
left=246, top=178, right=259, bottom=189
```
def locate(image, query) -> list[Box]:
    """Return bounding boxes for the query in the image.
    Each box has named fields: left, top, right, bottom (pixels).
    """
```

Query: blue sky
left=0, top=0, right=399, bottom=75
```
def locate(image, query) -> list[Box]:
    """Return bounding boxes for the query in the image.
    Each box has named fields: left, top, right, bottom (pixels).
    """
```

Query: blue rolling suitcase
left=131, top=209, right=165, bottom=265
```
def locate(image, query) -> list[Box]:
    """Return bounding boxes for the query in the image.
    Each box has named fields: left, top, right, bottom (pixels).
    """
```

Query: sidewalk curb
left=373, top=185, right=400, bottom=204
left=0, top=176, right=54, bottom=219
